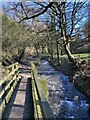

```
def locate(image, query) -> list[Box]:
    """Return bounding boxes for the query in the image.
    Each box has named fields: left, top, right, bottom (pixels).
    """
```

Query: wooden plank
left=33, top=79, right=42, bottom=118
left=0, top=68, right=18, bottom=87
left=0, top=99, right=6, bottom=113
left=0, top=62, right=19, bottom=115
left=0, top=77, right=18, bottom=113
left=5, top=80, right=17, bottom=104
left=34, top=78, right=54, bottom=119
left=31, top=62, right=55, bottom=119
left=5, top=62, right=18, bottom=69
left=32, top=79, right=38, bottom=119
left=39, top=78, right=49, bottom=99
left=0, top=72, right=18, bottom=98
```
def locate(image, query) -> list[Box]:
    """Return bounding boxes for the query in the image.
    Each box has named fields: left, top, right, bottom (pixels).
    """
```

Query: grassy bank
left=51, top=53, right=90, bottom=76
left=48, top=53, right=90, bottom=100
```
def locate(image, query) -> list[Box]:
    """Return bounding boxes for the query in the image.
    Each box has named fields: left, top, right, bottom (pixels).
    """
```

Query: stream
left=37, top=60, right=89, bottom=119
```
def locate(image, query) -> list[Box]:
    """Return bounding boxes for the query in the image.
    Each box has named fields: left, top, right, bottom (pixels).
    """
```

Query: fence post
left=39, top=77, right=49, bottom=99
left=16, top=63, right=19, bottom=82
left=5, top=68, right=9, bottom=76
left=4, top=68, right=9, bottom=90
left=11, top=65, right=14, bottom=72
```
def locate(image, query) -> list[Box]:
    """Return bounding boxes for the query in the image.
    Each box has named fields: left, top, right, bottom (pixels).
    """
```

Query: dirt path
left=38, top=60, right=89, bottom=119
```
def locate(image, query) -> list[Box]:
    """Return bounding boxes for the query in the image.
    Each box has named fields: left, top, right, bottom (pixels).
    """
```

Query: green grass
left=53, top=53, right=90, bottom=76
left=74, top=53, right=90, bottom=60
left=51, top=53, right=90, bottom=99
left=60, top=53, right=90, bottom=61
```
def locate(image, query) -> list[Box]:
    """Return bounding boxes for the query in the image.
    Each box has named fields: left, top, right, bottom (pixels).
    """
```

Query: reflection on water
left=38, top=60, right=89, bottom=119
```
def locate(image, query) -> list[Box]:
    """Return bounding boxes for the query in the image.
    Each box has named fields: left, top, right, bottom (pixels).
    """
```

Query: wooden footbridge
left=0, top=62, right=54, bottom=119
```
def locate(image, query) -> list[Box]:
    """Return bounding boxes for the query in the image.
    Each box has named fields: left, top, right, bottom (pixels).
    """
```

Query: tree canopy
left=1, top=1, right=89, bottom=66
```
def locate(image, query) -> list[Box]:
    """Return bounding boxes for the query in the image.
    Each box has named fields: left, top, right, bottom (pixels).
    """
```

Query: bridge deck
left=2, top=64, right=34, bottom=119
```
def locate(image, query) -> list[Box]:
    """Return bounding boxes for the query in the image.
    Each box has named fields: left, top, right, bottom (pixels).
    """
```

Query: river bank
left=47, top=58, right=90, bottom=101
left=37, top=60, right=89, bottom=119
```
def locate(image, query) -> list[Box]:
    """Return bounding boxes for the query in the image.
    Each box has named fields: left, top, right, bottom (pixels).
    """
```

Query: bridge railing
left=31, top=62, right=55, bottom=119
left=0, top=62, right=19, bottom=114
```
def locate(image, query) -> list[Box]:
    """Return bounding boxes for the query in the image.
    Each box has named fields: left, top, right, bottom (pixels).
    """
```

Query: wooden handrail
left=5, top=62, right=18, bottom=69
left=0, top=62, right=19, bottom=116
left=31, top=62, right=55, bottom=119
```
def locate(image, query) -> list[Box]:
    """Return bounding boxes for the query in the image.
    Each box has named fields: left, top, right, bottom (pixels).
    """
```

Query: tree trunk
left=35, top=45, right=39, bottom=57
left=56, top=40, right=60, bottom=64
left=64, top=38, right=82, bottom=67
left=47, top=41, right=54, bottom=60
left=64, top=43, right=75, bottom=62
left=18, top=47, right=26, bottom=60
left=51, top=52, right=53, bottom=60
left=61, top=21, right=76, bottom=63
left=61, top=47, right=63, bottom=55
left=41, top=46, right=45, bottom=54
left=59, top=3, right=81, bottom=66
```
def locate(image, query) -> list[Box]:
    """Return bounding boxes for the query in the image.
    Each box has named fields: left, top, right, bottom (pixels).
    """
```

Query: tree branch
left=18, top=2, right=54, bottom=23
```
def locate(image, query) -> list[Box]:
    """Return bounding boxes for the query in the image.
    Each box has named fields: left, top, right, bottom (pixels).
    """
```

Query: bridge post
left=39, top=78, right=49, bottom=99
left=4, top=68, right=10, bottom=104
left=5, top=68, right=9, bottom=75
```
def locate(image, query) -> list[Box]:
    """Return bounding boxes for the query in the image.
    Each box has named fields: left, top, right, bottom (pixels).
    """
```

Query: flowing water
left=37, top=60, right=89, bottom=119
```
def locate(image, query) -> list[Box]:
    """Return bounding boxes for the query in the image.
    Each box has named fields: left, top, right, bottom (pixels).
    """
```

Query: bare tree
left=2, top=1, right=88, bottom=65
